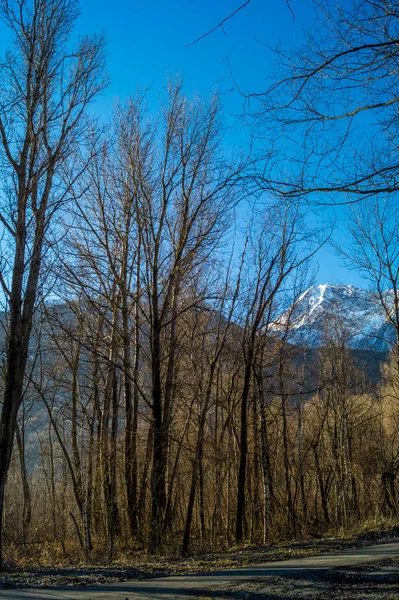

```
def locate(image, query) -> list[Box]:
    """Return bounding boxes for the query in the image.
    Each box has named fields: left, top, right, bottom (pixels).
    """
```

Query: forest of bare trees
left=0, top=0, right=399, bottom=569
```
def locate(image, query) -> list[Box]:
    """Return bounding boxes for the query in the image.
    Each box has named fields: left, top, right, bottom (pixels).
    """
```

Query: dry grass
left=1, top=521, right=398, bottom=590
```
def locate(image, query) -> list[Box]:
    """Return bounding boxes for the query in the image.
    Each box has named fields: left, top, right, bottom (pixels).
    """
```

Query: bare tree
left=181, top=248, right=244, bottom=556
left=129, top=82, right=243, bottom=552
left=0, top=0, right=106, bottom=566
left=251, top=0, right=399, bottom=204
left=235, top=202, right=319, bottom=543
left=343, top=198, right=399, bottom=354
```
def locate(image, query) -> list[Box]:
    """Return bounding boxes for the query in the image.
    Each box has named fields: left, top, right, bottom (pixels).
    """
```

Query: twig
left=185, top=1, right=295, bottom=48
left=185, top=1, right=251, bottom=47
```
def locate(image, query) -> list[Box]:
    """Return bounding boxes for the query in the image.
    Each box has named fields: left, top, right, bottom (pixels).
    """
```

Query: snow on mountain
left=272, top=284, right=395, bottom=351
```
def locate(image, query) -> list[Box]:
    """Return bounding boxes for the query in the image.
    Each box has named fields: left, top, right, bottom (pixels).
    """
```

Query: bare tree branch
left=185, top=1, right=251, bottom=48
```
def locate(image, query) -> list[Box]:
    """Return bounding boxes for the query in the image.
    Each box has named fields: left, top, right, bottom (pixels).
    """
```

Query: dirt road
left=0, top=540, right=398, bottom=599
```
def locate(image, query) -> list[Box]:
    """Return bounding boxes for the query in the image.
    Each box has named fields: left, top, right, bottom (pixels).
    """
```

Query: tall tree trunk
left=108, top=370, right=120, bottom=561
left=124, top=229, right=140, bottom=538
left=236, top=356, right=252, bottom=543
left=297, top=399, right=307, bottom=527
left=123, top=288, right=136, bottom=537
left=181, top=374, right=213, bottom=556
left=0, top=199, right=47, bottom=566
left=149, top=315, right=166, bottom=553
left=100, top=302, right=120, bottom=554
left=149, top=280, right=179, bottom=552
left=15, top=422, right=32, bottom=543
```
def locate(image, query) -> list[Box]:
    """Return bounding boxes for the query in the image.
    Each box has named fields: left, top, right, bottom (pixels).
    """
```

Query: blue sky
left=77, top=0, right=306, bottom=111
left=1, top=0, right=366, bottom=288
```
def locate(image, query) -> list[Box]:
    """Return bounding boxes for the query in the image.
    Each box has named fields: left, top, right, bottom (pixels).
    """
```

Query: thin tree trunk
left=15, top=422, right=32, bottom=542
left=236, top=357, right=252, bottom=543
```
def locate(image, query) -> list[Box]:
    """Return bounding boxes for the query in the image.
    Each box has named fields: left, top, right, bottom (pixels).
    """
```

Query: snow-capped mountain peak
left=273, top=284, right=394, bottom=351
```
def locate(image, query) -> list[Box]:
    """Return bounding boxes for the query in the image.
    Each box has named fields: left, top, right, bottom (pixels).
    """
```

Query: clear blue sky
left=2, top=0, right=367, bottom=288
left=77, top=0, right=306, bottom=113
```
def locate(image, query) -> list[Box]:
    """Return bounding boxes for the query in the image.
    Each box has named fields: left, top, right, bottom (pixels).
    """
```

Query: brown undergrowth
left=1, top=521, right=398, bottom=590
